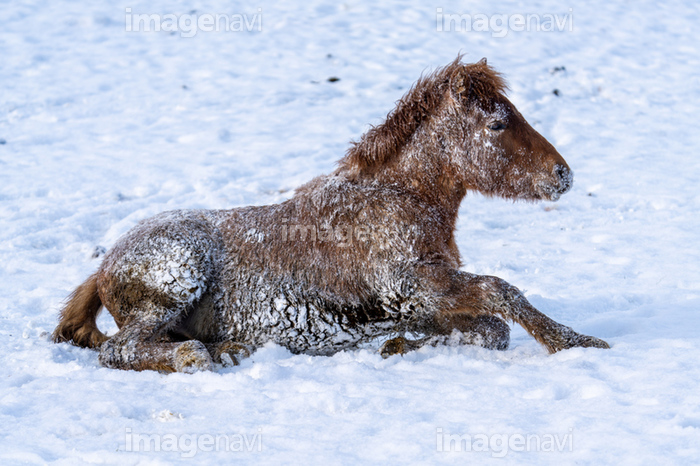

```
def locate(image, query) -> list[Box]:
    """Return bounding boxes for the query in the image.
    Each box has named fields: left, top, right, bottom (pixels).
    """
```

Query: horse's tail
left=52, top=273, right=108, bottom=349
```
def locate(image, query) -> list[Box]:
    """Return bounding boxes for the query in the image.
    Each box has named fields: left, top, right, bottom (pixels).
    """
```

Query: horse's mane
left=338, top=56, right=507, bottom=174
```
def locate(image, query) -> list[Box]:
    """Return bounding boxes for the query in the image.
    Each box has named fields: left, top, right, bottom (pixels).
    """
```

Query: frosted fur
left=53, top=58, right=609, bottom=372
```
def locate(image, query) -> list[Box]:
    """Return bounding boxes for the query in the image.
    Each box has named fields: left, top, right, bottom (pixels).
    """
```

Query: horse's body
left=54, top=57, right=608, bottom=372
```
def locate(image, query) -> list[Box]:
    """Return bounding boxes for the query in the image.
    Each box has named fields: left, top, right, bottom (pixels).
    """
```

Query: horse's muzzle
left=539, top=164, right=573, bottom=201
left=554, top=164, right=573, bottom=194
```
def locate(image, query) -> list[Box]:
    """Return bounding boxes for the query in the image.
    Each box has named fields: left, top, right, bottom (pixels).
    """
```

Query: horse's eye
left=488, top=121, right=506, bottom=131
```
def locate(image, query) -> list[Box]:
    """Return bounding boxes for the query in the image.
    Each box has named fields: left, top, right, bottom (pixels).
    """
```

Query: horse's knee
left=476, top=275, right=521, bottom=298
left=473, top=275, right=527, bottom=316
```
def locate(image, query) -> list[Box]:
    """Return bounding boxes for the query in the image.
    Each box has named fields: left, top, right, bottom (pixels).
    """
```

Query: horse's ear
left=478, top=57, right=487, bottom=66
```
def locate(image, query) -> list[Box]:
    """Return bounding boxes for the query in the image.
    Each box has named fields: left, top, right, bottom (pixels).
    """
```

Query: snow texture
left=1, top=0, right=700, bottom=464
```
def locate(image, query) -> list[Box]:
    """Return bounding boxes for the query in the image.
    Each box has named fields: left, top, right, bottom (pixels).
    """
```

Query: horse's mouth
left=546, top=190, right=564, bottom=202
left=536, top=165, right=573, bottom=201
left=536, top=183, right=570, bottom=202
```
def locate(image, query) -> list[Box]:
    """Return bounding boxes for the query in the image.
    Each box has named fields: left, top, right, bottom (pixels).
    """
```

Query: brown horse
left=53, top=57, right=609, bottom=372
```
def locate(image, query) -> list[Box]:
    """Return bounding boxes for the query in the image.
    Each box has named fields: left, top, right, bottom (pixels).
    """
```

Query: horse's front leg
left=418, top=266, right=609, bottom=353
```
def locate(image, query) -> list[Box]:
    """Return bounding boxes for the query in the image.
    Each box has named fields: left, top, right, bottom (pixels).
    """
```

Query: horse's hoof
left=379, top=337, right=408, bottom=358
left=549, top=332, right=610, bottom=353
left=174, top=341, right=214, bottom=373
left=575, top=335, right=610, bottom=350
left=207, top=341, right=252, bottom=366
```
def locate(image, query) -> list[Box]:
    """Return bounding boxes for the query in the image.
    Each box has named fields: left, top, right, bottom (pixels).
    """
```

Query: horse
left=53, top=56, right=609, bottom=372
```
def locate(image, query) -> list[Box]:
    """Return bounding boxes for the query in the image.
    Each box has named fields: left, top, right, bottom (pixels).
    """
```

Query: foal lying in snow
left=54, top=57, right=609, bottom=372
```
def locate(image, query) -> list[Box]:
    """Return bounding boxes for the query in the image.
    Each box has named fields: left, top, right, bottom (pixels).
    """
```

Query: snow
left=1, top=0, right=700, bottom=464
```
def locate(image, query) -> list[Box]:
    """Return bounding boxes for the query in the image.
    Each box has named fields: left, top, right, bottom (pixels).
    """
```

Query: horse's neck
left=369, top=131, right=467, bottom=219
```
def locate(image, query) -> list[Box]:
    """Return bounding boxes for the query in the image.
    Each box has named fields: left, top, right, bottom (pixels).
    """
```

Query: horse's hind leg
left=95, top=214, right=221, bottom=372
left=99, top=305, right=213, bottom=373
left=380, top=315, right=509, bottom=358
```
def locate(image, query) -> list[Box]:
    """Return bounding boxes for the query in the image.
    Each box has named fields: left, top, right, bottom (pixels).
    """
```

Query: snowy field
left=2, top=0, right=700, bottom=464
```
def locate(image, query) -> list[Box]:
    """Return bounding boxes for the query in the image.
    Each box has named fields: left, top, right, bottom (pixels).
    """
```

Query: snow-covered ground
left=2, top=0, right=700, bottom=463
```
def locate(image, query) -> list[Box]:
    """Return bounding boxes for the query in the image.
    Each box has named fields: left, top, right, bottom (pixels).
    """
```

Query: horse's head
left=339, top=56, right=572, bottom=203
left=449, top=59, right=572, bottom=202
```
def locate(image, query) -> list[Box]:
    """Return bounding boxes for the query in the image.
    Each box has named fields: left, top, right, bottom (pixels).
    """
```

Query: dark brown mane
left=339, top=56, right=508, bottom=175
